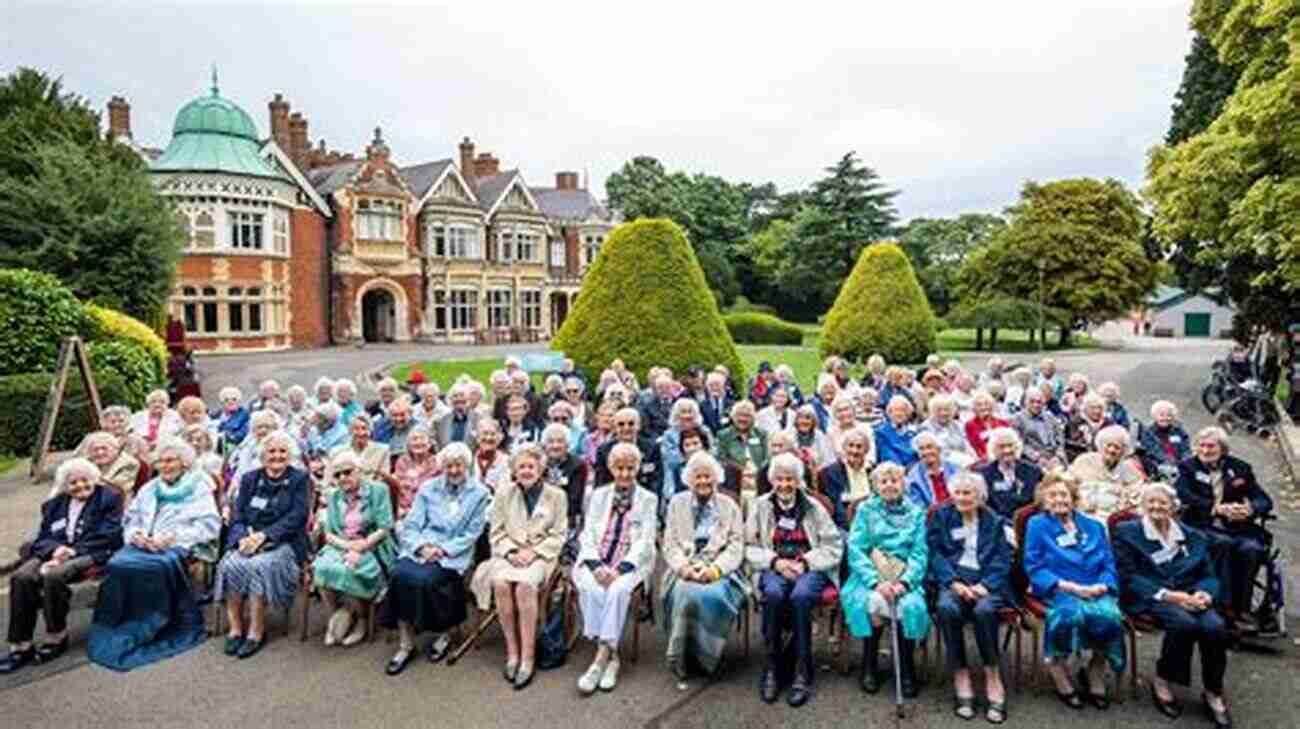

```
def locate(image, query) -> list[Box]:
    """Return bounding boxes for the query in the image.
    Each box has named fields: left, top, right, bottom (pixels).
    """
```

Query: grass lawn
left=0, top=454, right=17, bottom=477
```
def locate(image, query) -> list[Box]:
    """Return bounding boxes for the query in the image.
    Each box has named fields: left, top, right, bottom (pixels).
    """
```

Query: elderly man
left=1012, top=389, right=1064, bottom=468
left=365, top=377, right=400, bottom=419
left=373, top=397, right=416, bottom=459
left=817, top=426, right=875, bottom=531
left=637, top=372, right=677, bottom=441
left=698, top=371, right=733, bottom=435
left=435, top=384, right=480, bottom=452
left=594, top=408, right=661, bottom=490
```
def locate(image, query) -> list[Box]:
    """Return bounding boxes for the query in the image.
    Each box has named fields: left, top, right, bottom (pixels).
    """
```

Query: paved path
left=2, top=339, right=1298, bottom=729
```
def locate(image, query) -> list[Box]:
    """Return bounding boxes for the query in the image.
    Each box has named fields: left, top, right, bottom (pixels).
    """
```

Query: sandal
left=986, top=700, right=1007, bottom=725
left=1078, top=667, right=1110, bottom=710
left=953, top=696, right=977, bottom=721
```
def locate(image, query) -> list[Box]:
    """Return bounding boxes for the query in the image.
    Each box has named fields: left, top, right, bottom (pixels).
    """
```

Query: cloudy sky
left=4, top=0, right=1195, bottom=220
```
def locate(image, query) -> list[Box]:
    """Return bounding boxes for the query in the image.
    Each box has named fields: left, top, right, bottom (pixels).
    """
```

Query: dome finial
left=210, top=64, right=219, bottom=97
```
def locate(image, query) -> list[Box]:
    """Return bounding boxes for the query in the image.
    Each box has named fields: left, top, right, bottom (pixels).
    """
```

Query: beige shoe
left=577, top=660, right=604, bottom=695
left=325, top=608, right=351, bottom=646
left=341, top=617, right=367, bottom=646
left=598, top=657, right=620, bottom=691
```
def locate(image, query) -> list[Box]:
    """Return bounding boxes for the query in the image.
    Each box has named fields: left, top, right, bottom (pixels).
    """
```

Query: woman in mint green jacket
left=840, top=461, right=929, bottom=698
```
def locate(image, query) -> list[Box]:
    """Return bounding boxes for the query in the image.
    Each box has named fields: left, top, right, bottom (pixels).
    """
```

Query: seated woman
left=1138, top=400, right=1191, bottom=482
left=755, top=386, right=795, bottom=436
left=501, top=395, right=543, bottom=452
left=71, top=430, right=141, bottom=501
left=827, top=392, right=871, bottom=461
left=1065, top=393, right=1111, bottom=462
left=173, top=395, right=215, bottom=440
left=919, top=394, right=977, bottom=469
left=904, top=431, right=960, bottom=509
left=540, top=423, right=587, bottom=540
left=86, top=439, right=221, bottom=672
left=99, top=405, right=150, bottom=462
left=1069, top=425, right=1144, bottom=524
left=745, top=453, right=842, bottom=708
left=129, top=389, right=183, bottom=459
left=976, top=428, right=1043, bottom=519
left=327, top=413, right=392, bottom=490
left=1113, top=483, right=1232, bottom=728
left=391, top=427, right=440, bottom=520
left=573, top=443, right=658, bottom=695
left=214, top=431, right=309, bottom=660
left=182, top=424, right=224, bottom=494
left=1059, top=373, right=1090, bottom=418
left=312, top=450, right=396, bottom=647
left=473, top=419, right=511, bottom=493
left=668, top=427, right=711, bottom=499
left=1024, top=470, right=1126, bottom=710
left=717, top=400, right=768, bottom=495
left=790, top=404, right=836, bottom=473
left=964, top=392, right=1010, bottom=463
left=1097, top=382, right=1131, bottom=430
left=470, top=444, right=568, bottom=690
left=382, top=443, right=490, bottom=676
left=1, top=458, right=123, bottom=674
left=226, top=410, right=286, bottom=513
left=873, top=395, right=920, bottom=468
left=927, top=473, right=1012, bottom=723
left=214, top=386, right=251, bottom=453
left=841, top=462, right=929, bottom=699
left=661, top=451, right=747, bottom=687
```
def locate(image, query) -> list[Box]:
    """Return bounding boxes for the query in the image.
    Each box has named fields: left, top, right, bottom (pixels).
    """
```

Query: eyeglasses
left=334, top=467, right=355, bottom=477
left=553, top=416, right=570, bottom=423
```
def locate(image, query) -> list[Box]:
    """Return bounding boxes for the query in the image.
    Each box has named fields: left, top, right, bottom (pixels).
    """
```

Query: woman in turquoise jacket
left=840, top=461, right=929, bottom=698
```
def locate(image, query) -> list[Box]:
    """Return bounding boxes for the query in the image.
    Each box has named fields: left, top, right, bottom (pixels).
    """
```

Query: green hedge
left=88, top=340, right=161, bottom=408
left=723, top=312, right=804, bottom=345
left=821, top=242, right=937, bottom=364
left=0, top=370, right=131, bottom=456
left=85, top=303, right=167, bottom=381
left=0, top=268, right=96, bottom=375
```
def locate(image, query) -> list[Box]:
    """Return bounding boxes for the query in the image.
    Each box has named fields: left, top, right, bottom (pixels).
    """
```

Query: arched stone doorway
left=550, top=292, right=570, bottom=335
left=361, top=288, right=396, bottom=343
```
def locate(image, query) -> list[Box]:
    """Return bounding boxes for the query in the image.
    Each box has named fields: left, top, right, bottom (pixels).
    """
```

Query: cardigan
left=31, top=485, right=124, bottom=565
left=925, top=504, right=1011, bottom=599
left=396, top=475, right=490, bottom=573
left=226, top=466, right=310, bottom=564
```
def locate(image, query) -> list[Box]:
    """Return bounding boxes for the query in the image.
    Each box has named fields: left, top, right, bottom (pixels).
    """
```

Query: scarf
left=598, top=486, right=636, bottom=565
left=155, top=470, right=198, bottom=504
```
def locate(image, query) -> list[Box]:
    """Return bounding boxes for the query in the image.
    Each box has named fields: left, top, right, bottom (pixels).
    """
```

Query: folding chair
left=447, top=564, right=568, bottom=665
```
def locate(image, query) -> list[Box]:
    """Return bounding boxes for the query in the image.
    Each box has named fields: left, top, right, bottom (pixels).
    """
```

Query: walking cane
left=889, top=598, right=906, bottom=719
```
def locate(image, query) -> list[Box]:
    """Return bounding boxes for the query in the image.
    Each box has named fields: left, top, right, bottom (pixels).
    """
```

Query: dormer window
left=357, top=198, right=403, bottom=241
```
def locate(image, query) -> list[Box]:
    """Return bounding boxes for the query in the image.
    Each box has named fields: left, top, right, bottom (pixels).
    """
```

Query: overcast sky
left=3, top=0, right=1194, bottom=220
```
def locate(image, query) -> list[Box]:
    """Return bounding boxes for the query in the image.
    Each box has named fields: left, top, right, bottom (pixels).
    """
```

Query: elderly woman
left=174, top=395, right=214, bottom=439
left=414, top=383, right=450, bottom=427
left=573, top=443, right=658, bottom=695
left=1, top=459, right=123, bottom=674
left=86, top=439, right=220, bottom=671
left=471, top=445, right=568, bottom=690
left=130, top=389, right=183, bottom=453
left=308, top=401, right=350, bottom=457
left=582, top=401, right=618, bottom=482
left=1175, top=426, right=1273, bottom=627
left=905, top=431, right=961, bottom=509
left=74, top=430, right=141, bottom=500
left=328, top=413, right=392, bottom=489
left=334, top=378, right=362, bottom=426
left=1060, top=373, right=1091, bottom=417
left=927, top=473, right=1012, bottom=722
left=661, top=451, right=747, bottom=686
left=474, top=419, right=512, bottom=493
left=669, top=427, right=712, bottom=498
left=540, top=423, right=587, bottom=533
left=863, top=355, right=887, bottom=391
left=810, top=373, right=839, bottom=432
left=952, top=373, right=977, bottom=417
left=746, top=453, right=842, bottom=707
left=1065, top=393, right=1111, bottom=462
left=790, top=404, right=836, bottom=474
left=827, top=392, right=865, bottom=458
left=1024, top=470, right=1126, bottom=710
left=874, top=395, right=920, bottom=468
left=308, top=376, right=335, bottom=410
left=182, top=423, right=224, bottom=492
left=226, top=411, right=285, bottom=512
left=920, top=394, right=977, bottom=468
left=661, top=398, right=712, bottom=509
left=215, top=431, right=309, bottom=659
left=1113, top=483, right=1231, bottom=726
left=1097, top=382, right=1130, bottom=429
left=391, top=427, right=440, bottom=520
left=1070, top=425, right=1144, bottom=523
left=976, top=428, right=1044, bottom=518
left=312, top=450, right=396, bottom=646
left=382, top=442, right=490, bottom=675
left=101, top=405, right=149, bottom=461
left=284, top=385, right=312, bottom=439
left=825, top=355, right=860, bottom=399
left=213, top=386, right=250, bottom=451
left=756, top=386, right=795, bottom=437
left=818, top=426, right=875, bottom=531
left=1139, top=400, right=1191, bottom=482
left=1004, top=368, right=1033, bottom=417
left=1013, top=388, right=1065, bottom=468
left=841, top=462, right=929, bottom=698
left=965, top=391, right=1010, bottom=463
left=717, top=400, right=768, bottom=495
left=501, top=395, right=543, bottom=452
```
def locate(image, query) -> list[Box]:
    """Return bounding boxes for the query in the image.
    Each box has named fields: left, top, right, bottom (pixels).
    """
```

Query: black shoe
left=759, top=668, right=780, bottom=704
left=1202, top=692, right=1233, bottom=729
left=1151, top=684, right=1183, bottom=719
left=860, top=636, right=881, bottom=694
left=236, top=637, right=264, bottom=660
left=34, top=637, right=68, bottom=664
left=985, top=700, right=1007, bottom=725
left=0, top=648, right=35, bottom=674
left=426, top=635, right=450, bottom=664
left=899, top=638, right=919, bottom=699
left=512, top=663, right=535, bottom=690
left=953, top=696, right=977, bottom=721
left=1055, top=689, right=1084, bottom=710
left=385, top=650, right=414, bottom=676
left=1078, top=667, right=1109, bottom=710
left=223, top=636, right=244, bottom=657
left=787, top=671, right=811, bottom=708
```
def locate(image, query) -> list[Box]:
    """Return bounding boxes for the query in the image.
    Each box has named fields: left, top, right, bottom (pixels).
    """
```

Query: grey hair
left=386, top=397, right=412, bottom=414
left=1150, top=400, right=1178, bottom=419
left=614, top=407, right=640, bottom=426
left=182, top=423, right=214, bottom=451
left=1140, top=481, right=1179, bottom=505
left=258, top=430, right=299, bottom=461
left=1196, top=426, right=1230, bottom=451
left=548, top=400, right=573, bottom=418
left=56, top=457, right=101, bottom=492
left=155, top=438, right=197, bottom=467
left=768, top=429, right=796, bottom=450
left=259, top=379, right=280, bottom=394
left=911, top=430, right=941, bottom=451
left=729, top=399, right=756, bottom=419
left=330, top=448, right=363, bottom=472
left=349, top=411, right=374, bottom=428
left=950, top=471, right=988, bottom=502
left=315, top=401, right=342, bottom=422
left=541, top=423, right=570, bottom=445
left=816, top=373, right=838, bottom=391
left=217, top=386, right=240, bottom=403
left=831, top=392, right=856, bottom=414
left=335, top=378, right=358, bottom=395
left=418, top=382, right=441, bottom=399
left=477, top=418, right=501, bottom=436
left=767, top=451, right=804, bottom=483
left=407, top=425, right=433, bottom=446
left=670, top=397, right=700, bottom=425
left=1094, top=424, right=1131, bottom=450
left=510, top=443, right=546, bottom=471
left=147, top=388, right=172, bottom=406
left=987, top=427, right=1023, bottom=459
left=82, top=430, right=120, bottom=453
left=250, top=409, right=282, bottom=431
left=794, top=403, right=818, bottom=423
left=607, top=441, right=643, bottom=468
left=872, top=461, right=906, bottom=484
left=928, top=393, right=956, bottom=415
left=683, top=450, right=724, bottom=484
left=972, top=390, right=995, bottom=407
left=286, top=384, right=307, bottom=399
left=438, top=441, right=473, bottom=469
left=842, top=425, right=872, bottom=448
left=375, top=377, right=398, bottom=391
left=102, top=405, right=131, bottom=419
left=887, top=394, right=915, bottom=414
left=1081, top=392, right=1106, bottom=412
left=313, top=376, right=335, bottom=394
left=705, top=371, right=726, bottom=387
left=1097, top=381, right=1120, bottom=398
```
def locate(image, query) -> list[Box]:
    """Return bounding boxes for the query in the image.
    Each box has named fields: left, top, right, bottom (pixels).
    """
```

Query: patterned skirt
left=214, top=544, right=301, bottom=609
left=662, top=572, right=748, bottom=676
left=313, top=545, right=386, bottom=600
left=1043, top=593, right=1127, bottom=672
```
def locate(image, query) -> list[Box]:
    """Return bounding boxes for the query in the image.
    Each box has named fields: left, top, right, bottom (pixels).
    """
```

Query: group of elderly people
left=0, top=353, right=1273, bottom=728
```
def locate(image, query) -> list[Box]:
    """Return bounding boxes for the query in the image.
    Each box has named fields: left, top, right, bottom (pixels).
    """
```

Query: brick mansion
left=106, top=77, right=617, bottom=352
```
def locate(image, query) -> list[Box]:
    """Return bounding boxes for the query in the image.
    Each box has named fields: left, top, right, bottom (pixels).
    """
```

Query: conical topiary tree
left=554, top=218, right=745, bottom=387
left=820, top=241, right=937, bottom=364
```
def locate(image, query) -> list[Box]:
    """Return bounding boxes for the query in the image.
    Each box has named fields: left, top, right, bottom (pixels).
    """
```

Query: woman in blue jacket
left=1024, top=470, right=1125, bottom=711
left=927, top=472, right=1012, bottom=723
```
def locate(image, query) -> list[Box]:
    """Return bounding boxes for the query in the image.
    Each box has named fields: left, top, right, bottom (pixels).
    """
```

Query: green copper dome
left=151, top=73, right=287, bottom=180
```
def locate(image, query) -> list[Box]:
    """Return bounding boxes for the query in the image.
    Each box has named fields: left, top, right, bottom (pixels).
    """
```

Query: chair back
left=1107, top=509, right=1139, bottom=532
left=925, top=501, right=943, bottom=524
left=1010, top=503, right=1040, bottom=602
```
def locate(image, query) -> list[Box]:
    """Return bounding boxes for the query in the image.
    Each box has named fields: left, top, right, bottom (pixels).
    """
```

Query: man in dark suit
left=698, top=371, right=734, bottom=435
left=637, top=373, right=676, bottom=441
left=435, top=384, right=480, bottom=452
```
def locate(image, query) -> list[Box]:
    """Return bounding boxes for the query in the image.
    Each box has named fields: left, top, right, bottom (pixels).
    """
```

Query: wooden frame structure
left=30, top=337, right=101, bottom=481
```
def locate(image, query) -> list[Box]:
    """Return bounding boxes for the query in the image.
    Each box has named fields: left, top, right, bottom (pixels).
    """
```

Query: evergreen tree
left=1166, top=33, right=1240, bottom=145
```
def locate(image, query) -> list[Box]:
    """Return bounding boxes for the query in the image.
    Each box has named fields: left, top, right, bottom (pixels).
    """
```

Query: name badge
left=50, top=518, right=67, bottom=531
left=1169, top=435, right=1181, bottom=443
left=448, top=500, right=461, bottom=517
left=250, top=496, right=269, bottom=510
left=640, top=463, right=655, bottom=474
left=950, top=526, right=971, bottom=540
left=1151, top=546, right=1178, bottom=565
left=993, top=479, right=1012, bottom=492
left=1195, top=472, right=1211, bottom=484
left=777, top=517, right=798, bottom=531
left=720, top=417, right=730, bottom=426
left=749, top=436, right=760, bottom=445
left=1056, top=532, right=1078, bottom=548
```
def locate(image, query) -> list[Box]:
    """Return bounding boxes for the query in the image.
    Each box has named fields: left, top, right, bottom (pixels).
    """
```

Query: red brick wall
left=332, top=272, right=423, bottom=341
left=290, top=208, right=329, bottom=347
left=562, top=227, right=580, bottom=274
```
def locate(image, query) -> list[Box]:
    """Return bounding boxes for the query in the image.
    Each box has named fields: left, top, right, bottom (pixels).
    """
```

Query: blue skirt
left=1043, top=593, right=1126, bottom=673
left=87, top=547, right=206, bottom=672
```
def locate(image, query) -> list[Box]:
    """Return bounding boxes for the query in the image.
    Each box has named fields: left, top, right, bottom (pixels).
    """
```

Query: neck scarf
left=156, top=470, right=198, bottom=504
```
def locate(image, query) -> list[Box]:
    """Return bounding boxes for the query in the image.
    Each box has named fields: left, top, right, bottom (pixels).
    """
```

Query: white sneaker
left=325, top=608, right=351, bottom=646
left=577, top=661, right=604, bottom=695
left=598, top=657, right=620, bottom=691
left=341, top=618, right=367, bottom=646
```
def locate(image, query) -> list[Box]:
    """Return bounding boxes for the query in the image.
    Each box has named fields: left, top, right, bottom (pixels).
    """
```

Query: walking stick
left=889, top=598, right=906, bottom=719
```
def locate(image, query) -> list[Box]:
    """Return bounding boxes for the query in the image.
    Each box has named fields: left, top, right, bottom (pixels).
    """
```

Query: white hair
left=418, top=382, right=441, bottom=399
left=1196, top=426, right=1230, bottom=450
left=729, top=399, right=756, bottom=419
left=542, top=423, right=570, bottom=445
left=972, top=391, right=995, bottom=407
left=872, top=461, right=906, bottom=483
left=682, top=450, right=724, bottom=484
left=259, top=379, right=280, bottom=394
left=349, top=411, right=374, bottom=428
left=287, top=384, right=307, bottom=399
left=887, top=394, right=915, bottom=413
left=705, top=371, right=726, bottom=387
left=842, top=426, right=871, bottom=448
left=330, top=448, right=363, bottom=472
left=928, top=393, right=956, bottom=415
left=817, top=373, right=838, bottom=392
left=82, top=430, right=120, bottom=453
left=670, top=397, right=700, bottom=426
left=217, top=386, right=240, bottom=403
left=831, top=392, right=856, bottom=414
left=951, top=471, right=989, bottom=502
left=768, top=429, right=796, bottom=450
left=1150, top=400, right=1178, bottom=419
left=313, top=377, right=335, bottom=394
left=56, top=457, right=101, bottom=492
left=375, top=377, right=398, bottom=391
left=987, top=427, right=1023, bottom=459
left=102, top=405, right=131, bottom=419
left=250, top=409, right=282, bottom=431
left=258, top=430, right=299, bottom=462
left=1094, top=424, right=1131, bottom=450
left=438, top=441, right=473, bottom=469
left=1098, top=381, right=1120, bottom=398
left=155, top=438, right=196, bottom=467
left=767, top=451, right=805, bottom=483
left=336, top=378, right=357, bottom=395
left=315, top=401, right=342, bottom=422
left=147, top=389, right=172, bottom=406
left=1140, top=481, right=1179, bottom=504
left=912, top=430, right=941, bottom=451
left=607, top=441, right=643, bottom=467
left=1081, top=392, right=1106, bottom=412
left=613, top=407, right=640, bottom=426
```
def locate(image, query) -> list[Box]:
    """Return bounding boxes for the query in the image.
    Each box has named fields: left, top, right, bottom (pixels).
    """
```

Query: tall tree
left=1166, top=33, right=1241, bottom=145
left=956, top=178, right=1158, bottom=345
left=604, top=156, right=691, bottom=222
left=897, top=213, right=1005, bottom=315
left=777, top=152, right=899, bottom=310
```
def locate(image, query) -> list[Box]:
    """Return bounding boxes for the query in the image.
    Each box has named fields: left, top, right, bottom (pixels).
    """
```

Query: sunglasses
left=334, top=467, right=355, bottom=477
left=552, top=416, right=570, bottom=423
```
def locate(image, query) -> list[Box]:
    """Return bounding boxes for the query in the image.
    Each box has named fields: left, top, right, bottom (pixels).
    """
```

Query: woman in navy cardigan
left=1, top=458, right=123, bottom=674
left=1023, top=470, right=1126, bottom=711
left=1113, top=483, right=1232, bottom=728
left=926, top=472, right=1013, bottom=723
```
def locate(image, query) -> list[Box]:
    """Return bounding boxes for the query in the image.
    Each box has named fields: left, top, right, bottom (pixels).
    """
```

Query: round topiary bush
left=85, top=303, right=167, bottom=382
left=820, top=241, right=937, bottom=364
left=553, top=218, right=746, bottom=387
left=88, top=339, right=162, bottom=408
left=723, top=312, right=804, bottom=345
left=0, top=268, right=96, bottom=375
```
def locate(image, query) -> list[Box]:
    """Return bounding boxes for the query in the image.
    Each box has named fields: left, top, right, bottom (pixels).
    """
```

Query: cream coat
left=576, top=485, right=658, bottom=586
left=470, top=481, right=568, bottom=609
left=660, top=490, right=745, bottom=597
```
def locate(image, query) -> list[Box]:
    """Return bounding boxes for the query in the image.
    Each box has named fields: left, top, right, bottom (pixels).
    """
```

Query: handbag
left=536, top=598, right=568, bottom=670
left=869, top=548, right=906, bottom=583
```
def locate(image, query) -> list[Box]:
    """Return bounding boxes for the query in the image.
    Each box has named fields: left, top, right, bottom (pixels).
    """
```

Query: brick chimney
left=555, top=171, right=579, bottom=191
left=365, top=126, right=390, bottom=163
left=459, top=136, right=475, bottom=181
left=288, top=112, right=308, bottom=168
left=474, top=152, right=500, bottom=178
left=268, top=94, right=291, bottom=153
left=106, top=96, right=131, bottom=140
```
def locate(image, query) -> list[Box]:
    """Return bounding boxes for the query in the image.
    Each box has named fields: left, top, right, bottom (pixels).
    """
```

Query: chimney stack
left=288, top=112, right=308, bottom=168
left=107, top=96, right=131, bottom=140
left=474, top=152, right=500, bottom=178
left=365, top=126, right=390, bottom=163
left=555, top=171, right=579, bottom=191
left=269, top=94, right=291, bottom=153
left=459, top=137, right=476, bottom=181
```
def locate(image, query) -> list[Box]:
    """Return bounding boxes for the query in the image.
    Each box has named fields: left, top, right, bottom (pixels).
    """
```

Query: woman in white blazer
left=573, top=441, right=658, bottom=695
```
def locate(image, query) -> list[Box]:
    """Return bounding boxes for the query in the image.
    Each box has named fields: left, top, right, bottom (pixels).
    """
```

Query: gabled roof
left=476, top=170, right=544, bottom=219
left=260, top=139, right=333, bottom=218
left=529, top=187, right=611, bottom=223
left=1147, top=284, right=1230, bottom=311
left=305, top=159, right=364, bottom=197
left=398, top=159, right=454, bottom=200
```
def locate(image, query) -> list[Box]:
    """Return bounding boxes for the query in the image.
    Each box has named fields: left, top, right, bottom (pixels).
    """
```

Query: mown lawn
left=0, top=454, right=17, bottom=476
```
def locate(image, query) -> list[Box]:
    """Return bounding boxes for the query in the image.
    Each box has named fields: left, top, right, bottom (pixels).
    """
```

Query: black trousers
left=1147, top=603, right=1229, bottom=694
left=7, top=556, right=95, bottom=643
left=1208, top=530, right=1268, bottom=614
left=935, top=589, right=1005, bottom=671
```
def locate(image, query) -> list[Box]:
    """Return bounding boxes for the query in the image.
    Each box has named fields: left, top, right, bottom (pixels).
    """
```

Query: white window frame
left=487, top=289, right=512, bottom=328
left=521, top=289, right=542, bottom=328
left=228, top=210, right=265, bottom=250
left=357, top=198, right=403, bottom=241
